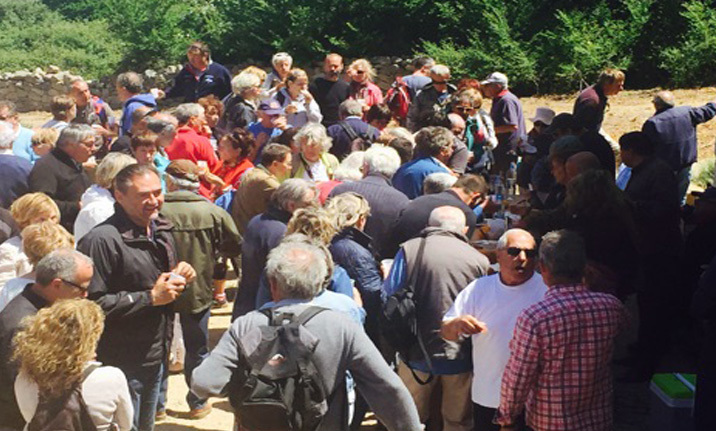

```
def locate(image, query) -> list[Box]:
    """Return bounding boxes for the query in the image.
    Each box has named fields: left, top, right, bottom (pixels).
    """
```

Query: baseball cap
left=481, top=72, right=508, bottom=87
left=165, top=159, right=201, bottom=182
left=258, top=100, right=284, bottom=115
left=529, top=107, right=556, bottom=126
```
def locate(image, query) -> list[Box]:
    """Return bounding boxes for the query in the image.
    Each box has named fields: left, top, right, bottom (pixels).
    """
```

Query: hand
left=172, top=261, right=197, bottom=283
left=203, top=172, right=226, bottom=188
left=151, top=273, right=185, bottom=306
left=150, top=88, right=166, bottom=99
left=301, top=90, right=313, bottom=103
left=284, top=104, right=298, bottom=115
left=441, top=315, right=487, bottom=341
left=272, top=116, right=288, bottom=130
left=352, top=287, right=363, bottom=308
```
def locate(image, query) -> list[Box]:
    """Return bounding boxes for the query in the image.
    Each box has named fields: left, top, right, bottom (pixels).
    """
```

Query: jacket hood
left=126, top=93, right=157, bottom=107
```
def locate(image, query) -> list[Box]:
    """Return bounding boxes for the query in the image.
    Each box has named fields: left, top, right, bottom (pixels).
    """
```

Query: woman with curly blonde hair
left=347, top=59, right=384, bottom=114
left=13, top=299, right=132, bottom=431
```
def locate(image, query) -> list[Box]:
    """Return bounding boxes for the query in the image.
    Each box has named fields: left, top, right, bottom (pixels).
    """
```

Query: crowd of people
left=0, top=40, right=715, bottom=431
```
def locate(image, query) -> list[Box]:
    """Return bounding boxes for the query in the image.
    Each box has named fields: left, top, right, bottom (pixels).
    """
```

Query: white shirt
left=303, top=159, right=330, bottom=182
left=0, top=236, right=32, bottom=291
left=444, top=272, right=547, bottom=408
left=15, top=362, right=133, bottom=431
left=74, top=185, right=116, bottom=242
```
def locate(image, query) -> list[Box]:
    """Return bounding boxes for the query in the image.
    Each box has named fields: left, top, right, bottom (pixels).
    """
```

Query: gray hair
left=116, top=72, right=143, bottom=94
left=364, top=145, right=401, bottom=177
left=653, top=91, right=675, bottom=110
left=428, top=206, right=466, bottom=234
left=271, top=179, right=317, bottom=213
left=232, top=71, right=261, bottom=95
left=497, top=228, right=535, bottom=250
left=334, top=151, right=365, bottom=181
left=0, top=100, right=18, bottom=117
left=415, top=126, right=454, bottom=157
left=56, top=124, right=97, bottom=149
left=539, top=230, right=586, bottom=280
left=145, top=116, right=176, bottom=136
left=35, top=249, right=93, bottom=287
left=94, top=153, right=136, bottom=189
left=174, top=103, right=204, bottom=125
left=383, top=127, right=415, bottom=145
left=0, top=121, right=16, bottom=150
left=423, top=172, right=457, bottom=194
left=430, top=64, right=451, bottom=77
left=294, top=123, right=333, bottom=152
left=266, top=238, right=328, bottom=300
left=272, top=52, right=293, bottom=67
left=339, top=99, right=364, bottom=118
left=325, top=192, right=370, bottom=230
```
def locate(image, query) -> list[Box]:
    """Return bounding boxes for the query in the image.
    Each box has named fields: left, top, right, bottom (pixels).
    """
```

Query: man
left=327, top=99, right=380, bottom=160
left=28, top=124, right=95, bottom=232
left=247, top=100, right=290, bottom=160
left=69, top=78, right=115, bottom=133
left=642, top=90, right=716, bottom=204
left=384, top=207, right=490, bottom=431
left=309, top=53, right=351, bottom=128
left=573, top=68, right=625, bottom=133
left=0, top=249, right=93, bottom=430
left=163, top=41, right=232, bottom=103
left=0, top=121, right=31, bottom=209
left=402, top=56, right=435, bottom=100
left=407, top=64, right=456, bottom=132
left=192, top=240, right=421, bottom=431
left=392, top=126, right=453, bottom=199
left=0, top=100, right=35, bottom=163
left=496, top=230, right=626, bottom=430
left=232, top=179, right=317, bottom=319
left=160, top=160, right=241, bottom=419
left=564, top=151, right=601, bottom=182
left=392, top=174, right=485, bottom=248
left=441, top=229, right=547, bottom=431
left=481, top=72, right=526, bottom=174
left=329, top=145, right=407, bottom=259
left=545, top=112, right=615, bottom=177
left=116, top=72, right=157, bottom=136
left=423, top=172, right=457, bottom=195
left=619, top=131, right=682, bottom=380
left=77, top=164, right=196, bottom=431
left=218, top=71, right=261, bottom=135
left=231, top=143, right=293, bottom=234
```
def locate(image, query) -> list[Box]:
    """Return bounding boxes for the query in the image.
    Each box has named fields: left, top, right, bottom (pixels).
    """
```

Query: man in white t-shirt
left=442, top=228, right=547, bottom=431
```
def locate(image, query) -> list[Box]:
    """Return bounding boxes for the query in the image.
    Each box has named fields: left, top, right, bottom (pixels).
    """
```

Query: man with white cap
left=481, top=72, right=526, bottom=175
left=517, top=107, right=556, bottom=193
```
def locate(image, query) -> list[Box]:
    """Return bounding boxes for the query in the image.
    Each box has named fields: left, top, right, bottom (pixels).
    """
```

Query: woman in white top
left=291, top=123, right=339, bottom=182
left=74, top=153, right=136, bottom=241
left=41, top=95, right=76, bottom=131
left=0, top=193, right=60, bottom=289
left=13, top=299, right=133, bottom=431
left=0, top=221, right=74, bottom=312
left=273, top=68, right=323, bottom=128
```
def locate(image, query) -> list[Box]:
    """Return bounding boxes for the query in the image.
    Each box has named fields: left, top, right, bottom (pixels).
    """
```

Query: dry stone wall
left=0, top=56, right=411, bottom=112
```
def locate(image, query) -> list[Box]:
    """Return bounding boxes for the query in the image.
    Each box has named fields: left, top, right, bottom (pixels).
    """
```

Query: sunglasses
left=354, top=70, right=366, bottom=75
left=61, top=278, right=89, bottom=293
left=455, top=106, right=479, bottom=112
left=506, top=247, right=538, bottom=258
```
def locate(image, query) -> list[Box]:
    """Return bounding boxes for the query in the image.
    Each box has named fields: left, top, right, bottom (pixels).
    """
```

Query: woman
left=451, top=88, right=497, bottom=173
left=291, top=123, right=339, bottom=182
left=347, top=59, right=383, bottom=114
left=197, top=95, right=224, bottom=146
left=30, top=128, right=59, bottom=158
left=263, top=52, right=293, bottom=92
left=14, top=299, right=133, bottom=431
left=212, top=129, right=255, bottom=195
left=217, top=71, right=262, bottom=135
left=74, top=153, right=136, bottom=241
left=0, top=221, right=74, bottom=312
left=0, top=193, right=59, bottom=289
left=272, top=68, right=322, bottom=128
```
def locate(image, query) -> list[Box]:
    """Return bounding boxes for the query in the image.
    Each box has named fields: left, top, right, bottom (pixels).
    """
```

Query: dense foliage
left=3, top=0, right=716, bottom=92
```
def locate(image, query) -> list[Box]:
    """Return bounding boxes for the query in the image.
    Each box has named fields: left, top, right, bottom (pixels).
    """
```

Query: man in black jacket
left=28, top=124, right=95, bottom=232
left=0, top=249, right=93, bottom=430
left=77, top=164, right=196, bottom=431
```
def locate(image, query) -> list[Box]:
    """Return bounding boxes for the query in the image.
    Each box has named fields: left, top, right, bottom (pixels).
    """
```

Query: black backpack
left=28, top=364, right=100, bottom=431
left=229, top=306, right=329, bottom=431
left=380, top=239, right=434, bottom=385
left=337, top=121, right=376, bottom=154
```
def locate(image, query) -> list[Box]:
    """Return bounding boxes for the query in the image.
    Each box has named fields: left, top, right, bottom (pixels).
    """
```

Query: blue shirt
left=392, top=156, right=449, bottom=199
left=261, top=290, right=365, bottom=325
left=12, top=127, right=36, bottom=163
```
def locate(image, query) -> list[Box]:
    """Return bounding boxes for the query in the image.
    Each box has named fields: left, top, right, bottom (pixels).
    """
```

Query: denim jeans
left=181, top=307, right=211, bottom=410
left=125, top=362, right=164, bottom=431
left=676, top=164, right=692, bottom=206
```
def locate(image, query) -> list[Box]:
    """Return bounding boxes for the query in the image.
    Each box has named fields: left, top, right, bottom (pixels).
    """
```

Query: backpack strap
left=295, top=306, right=327, bottom=326
left=404, top=238, right=435, bottom=385
left=276, top=91, right=287, bottom=106
left=338, top=121, right=360, bottom=142
left=82, top=363, right=101, bottom=382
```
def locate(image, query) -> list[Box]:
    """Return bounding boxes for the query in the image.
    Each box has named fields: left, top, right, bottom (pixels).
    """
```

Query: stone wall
left=0, top=56, right=412, bottom=112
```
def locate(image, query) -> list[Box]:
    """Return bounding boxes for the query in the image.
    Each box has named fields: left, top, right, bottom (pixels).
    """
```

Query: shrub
left=661, top=1, right=716, bottom=86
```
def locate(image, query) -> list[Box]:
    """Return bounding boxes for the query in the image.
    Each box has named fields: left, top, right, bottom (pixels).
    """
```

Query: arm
left=480, top=111, right=499, bottom=149
left=306, top=98, right=323, bottom=124
left=496, top=313, right=541, bottom=426
left=493, top=124, right=518, bottom=134
left=690, top=102, right=716, bottom=125
left=192, top=322, right=243, bottom=399
left=381, top=249, right=406, bottom=302
left=111, top=368, right=134, bottom=431
left=216, top=211, right=242, bottom=259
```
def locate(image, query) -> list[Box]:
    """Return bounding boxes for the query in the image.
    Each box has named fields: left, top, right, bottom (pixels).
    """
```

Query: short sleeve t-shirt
left=444, top=272, right=547, bottom=408
left=490, top=90, right=526, bottom=150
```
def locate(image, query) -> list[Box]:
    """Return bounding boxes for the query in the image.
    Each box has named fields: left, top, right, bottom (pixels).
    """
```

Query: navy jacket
left=327, top=117, right=379, bottom=160
left=642, top=103, right=716, bottom=171
left=165, top=62, right=232, bottom=103
left=0, top=154, right=31, bottom=209
left=329, top=174, right=410, bottom=259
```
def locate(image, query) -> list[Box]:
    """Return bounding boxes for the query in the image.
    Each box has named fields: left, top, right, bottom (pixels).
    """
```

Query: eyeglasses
left=455, top=106, right=478, bottom=112
left=61, top=278, right=89, bottom=293
left=354, top=70, right=366, bottom=75
left=506, top=247, right=538, bottom=258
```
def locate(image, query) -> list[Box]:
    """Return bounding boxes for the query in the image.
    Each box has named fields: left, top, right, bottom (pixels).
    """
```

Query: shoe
left=187, top=405, right=212, bottom=420
left=169, top=361, right=184, bottom=374
left=155, top=410, right=167, bottom=422
left=212, top=293, right=228, bottom=308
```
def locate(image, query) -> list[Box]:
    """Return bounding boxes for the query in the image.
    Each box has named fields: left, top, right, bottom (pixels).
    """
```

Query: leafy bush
left=0, top=0, right=123, bottom=79
left=661, top=1, right=716, bottom=86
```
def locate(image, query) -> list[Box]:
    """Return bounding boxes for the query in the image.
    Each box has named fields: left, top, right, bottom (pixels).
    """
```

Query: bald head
left=448, top=113, right=466, bottom=137
left=653, top=91, right=675, bottom=111
left=565, top=152, right=601, bottom=182
left=428, top=206, right=467, bottom=234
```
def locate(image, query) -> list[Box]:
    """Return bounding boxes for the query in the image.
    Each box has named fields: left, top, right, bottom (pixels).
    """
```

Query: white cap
left=529, top=107, right=556, bottom=126
left=481, top=72, right=508, bottom=87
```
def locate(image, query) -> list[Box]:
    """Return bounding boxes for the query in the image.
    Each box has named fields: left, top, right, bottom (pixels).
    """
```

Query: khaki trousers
left=398, top=362, right=473, bottom=431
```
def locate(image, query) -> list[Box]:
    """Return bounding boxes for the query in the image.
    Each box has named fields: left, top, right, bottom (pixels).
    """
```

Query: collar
left=344, top=115, right=362, bottom=121
left=51, top=147, right=82, bottom=171
left=112, top=203, right=173, bottom=242
left=0, top=148, right=13, bottom=155
left=546, top=283, right=588, bottom=296
left=259, top=298, right=311, bottom=310
left=417, top=227, right=469, bottom=243
left=497, top=89, right=510, bottom=98
left=22, top=283, right=50, bottom=310
left=335, top=226, right=374, bottom=249
left=363, top=173, right=391, bottom=185
left=265, top=204, right=292, bottom=224
left=164, top=189, right=206, bottom=203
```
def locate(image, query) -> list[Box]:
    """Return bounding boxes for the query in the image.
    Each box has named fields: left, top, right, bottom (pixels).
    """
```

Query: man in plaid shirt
left=496, top=230, right=626, bottom=431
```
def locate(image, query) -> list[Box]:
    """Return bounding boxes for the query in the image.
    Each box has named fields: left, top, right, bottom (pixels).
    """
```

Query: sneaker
left=187, top=405, right=212, bottom=420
